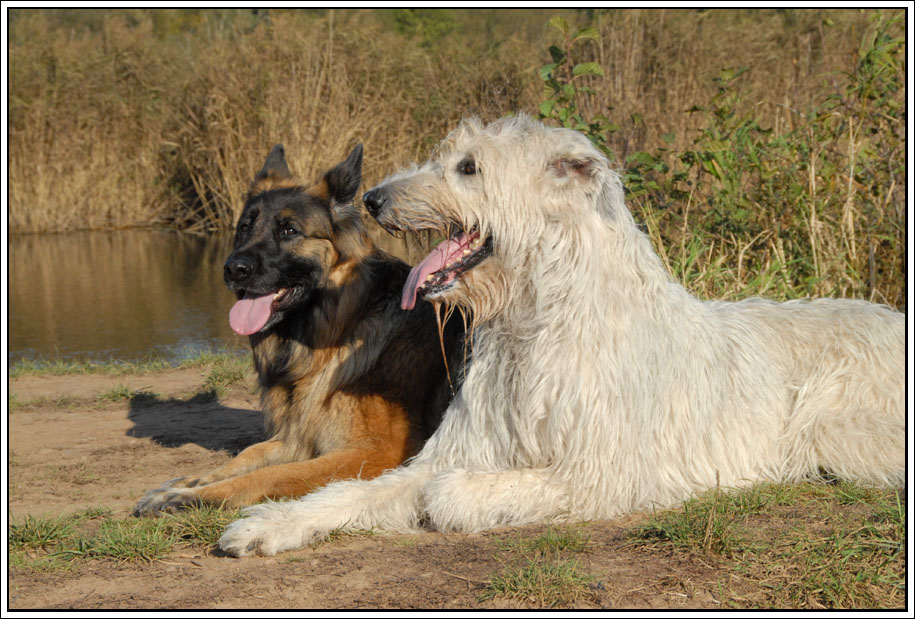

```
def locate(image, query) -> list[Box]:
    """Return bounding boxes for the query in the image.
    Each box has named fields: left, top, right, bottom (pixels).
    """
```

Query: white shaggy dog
left=219, top=115, right=904, bottom=557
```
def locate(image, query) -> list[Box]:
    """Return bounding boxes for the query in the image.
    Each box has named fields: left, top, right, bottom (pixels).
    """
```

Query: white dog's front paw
left=218, top=503, right=317, bottom=557
left=218, top=517, right=275, bottom=557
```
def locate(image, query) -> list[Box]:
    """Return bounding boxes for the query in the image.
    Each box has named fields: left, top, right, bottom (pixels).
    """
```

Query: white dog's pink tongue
left=229, top=292, right=274, bottom=335
left=402, top=234, right=470, bottom=310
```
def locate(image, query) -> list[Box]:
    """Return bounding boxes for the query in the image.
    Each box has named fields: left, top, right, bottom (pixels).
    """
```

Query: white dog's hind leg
left=424, top=468, right=571, bottom=533
left=219, top=463, right=432, bottom=557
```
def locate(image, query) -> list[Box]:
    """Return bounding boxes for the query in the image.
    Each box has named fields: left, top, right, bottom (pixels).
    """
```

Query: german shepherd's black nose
left=362, top=188, right=388, bottom=217
left=225, top=255, right=254, bottom=283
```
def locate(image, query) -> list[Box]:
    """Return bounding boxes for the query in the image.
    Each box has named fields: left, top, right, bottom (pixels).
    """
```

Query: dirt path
left=5, top=367, right=879, bottom=610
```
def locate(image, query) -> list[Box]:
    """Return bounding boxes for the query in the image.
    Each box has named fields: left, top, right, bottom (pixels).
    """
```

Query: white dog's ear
left=548, top=156, right=596, bottom=180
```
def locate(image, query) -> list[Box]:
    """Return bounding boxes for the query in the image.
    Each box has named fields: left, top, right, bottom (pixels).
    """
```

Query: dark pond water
left=9, top=229, right=250, bottom=364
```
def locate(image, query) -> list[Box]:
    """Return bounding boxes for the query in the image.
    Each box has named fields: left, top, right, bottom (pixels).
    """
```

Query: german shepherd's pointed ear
left=256, top=144, right=293, bottom=181
left=324, top=144, right=363, bottom=209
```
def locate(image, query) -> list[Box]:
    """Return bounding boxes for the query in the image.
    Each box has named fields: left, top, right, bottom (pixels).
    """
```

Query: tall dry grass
left=539, top=10, right=905, bottom=307
left=9, top=9, right=535, bottom=241
left=8, top=9, right=905, bottom=303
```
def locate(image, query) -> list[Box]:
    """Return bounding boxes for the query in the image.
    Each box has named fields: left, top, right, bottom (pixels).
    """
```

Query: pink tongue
left=229, top=292, right=274, bottom=335
left=402, top=233, right=472, bottom=310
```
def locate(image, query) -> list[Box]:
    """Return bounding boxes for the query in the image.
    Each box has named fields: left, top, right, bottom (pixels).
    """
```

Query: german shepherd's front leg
left=133, top=448, right=401, bottom=515
left=133, top=439, right=288, bottom=516
left=168, top=440, right=289, bottom=489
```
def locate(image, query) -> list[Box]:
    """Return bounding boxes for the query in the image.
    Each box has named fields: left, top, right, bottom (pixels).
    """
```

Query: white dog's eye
left=457, top=157, right=477, bottom=176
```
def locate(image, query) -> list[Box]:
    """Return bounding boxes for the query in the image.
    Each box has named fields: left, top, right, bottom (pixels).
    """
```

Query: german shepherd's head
left=224, top=144, right=366, bottom=336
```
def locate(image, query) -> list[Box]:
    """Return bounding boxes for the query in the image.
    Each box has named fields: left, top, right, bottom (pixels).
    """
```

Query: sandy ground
left=5, top=368, right=783, bottom=609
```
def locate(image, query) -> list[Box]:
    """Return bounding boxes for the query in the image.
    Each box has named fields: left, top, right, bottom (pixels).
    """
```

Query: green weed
left=483, top=526, right=596, bottom=607
left=161, top=503, right=244, bottom=547
left=9, top=514, right=77, bottom=551
left=481, top=556, right=595, bottom=608
left=97, top=384, right=138, bottom=402
left=628, top=482, right=905, bottom=609
left=8, top=504, right=242, bottom=572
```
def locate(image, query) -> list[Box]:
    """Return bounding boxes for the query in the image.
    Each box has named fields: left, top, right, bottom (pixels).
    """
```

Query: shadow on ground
left=126, top=391, right=265, bottom=454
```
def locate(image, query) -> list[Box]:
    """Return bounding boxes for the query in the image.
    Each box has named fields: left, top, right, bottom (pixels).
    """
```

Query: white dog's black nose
left=362, top=188, right=388, bottom=217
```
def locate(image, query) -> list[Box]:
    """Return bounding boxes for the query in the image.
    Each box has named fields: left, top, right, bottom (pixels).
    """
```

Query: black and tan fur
left=133, top=145, right=463, bottom=515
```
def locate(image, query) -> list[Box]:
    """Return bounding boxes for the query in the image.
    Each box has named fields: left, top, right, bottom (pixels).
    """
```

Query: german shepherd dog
left=133, top=145, right=464, bottom=515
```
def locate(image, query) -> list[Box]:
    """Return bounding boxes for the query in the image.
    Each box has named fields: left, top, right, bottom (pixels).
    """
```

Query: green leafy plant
left=538, top=16, right=618, bottom=158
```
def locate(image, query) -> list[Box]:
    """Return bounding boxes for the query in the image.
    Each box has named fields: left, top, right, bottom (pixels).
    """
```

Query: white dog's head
left=363, top=115, right=628, bottom=319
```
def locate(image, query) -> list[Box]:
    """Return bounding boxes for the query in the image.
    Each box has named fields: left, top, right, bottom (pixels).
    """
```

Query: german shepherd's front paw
left=132, top=482, right=199, bottom=517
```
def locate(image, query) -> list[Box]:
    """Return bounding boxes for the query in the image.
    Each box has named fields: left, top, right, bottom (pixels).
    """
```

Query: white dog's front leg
left=218, top=463, right=432, bottom=557
left=424, top=468, right=571, bottom=533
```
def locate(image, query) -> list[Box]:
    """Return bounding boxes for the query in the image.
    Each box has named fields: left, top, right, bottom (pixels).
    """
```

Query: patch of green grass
left=179, top=348, right=251, bottom=370
left=9, top=348, right=250, bottom=379
left=9, top=514, right=77, bottom=551
left=161, top=503, right=243, bottom=547
left=9, top=357, right=171, bottom=378
left=481, top=557, right=595, bottom=608
left=62, top=518, right=178, bottom=563
left=73, top=506, right=115, bottom=520
left=483, top=526, right=596, bottom=607
left=96, top=384, right=137, bottom=402
left=631, top=481, right=749, bottom=555
left=8, top=504, right=242, bottom=572
left=9, top=550, right=76, bottom=573
left=628, top=481, right=905, bottom=609
left=200, top=356, right=250, bottom=395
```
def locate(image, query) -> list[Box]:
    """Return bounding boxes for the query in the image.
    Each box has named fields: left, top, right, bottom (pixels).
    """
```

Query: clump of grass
left=97, top=384, right=139, bottom=402
left=9, top=504, right=242, bottom=572
left=631, top=478, right=753, bottom=556
left=482, top=526, right=596, bottom=607
left=9, top=514, right=77, bottom=551
left=481, top=557, right=595, bottom=608
left=740, top=487, right=905, bottom=609
left=628, top=481, right=905, bottom=609
left=200, top=355, right=250, bottom=396
left=63, top=518, right=179, bottom=564
left=161, top=503, right=244, bottom=547
left=10, top=349, right=250, bottom=379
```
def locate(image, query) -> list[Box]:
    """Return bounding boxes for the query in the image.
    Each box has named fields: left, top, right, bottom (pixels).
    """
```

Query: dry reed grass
left=8, top=9, right=904, bottom=303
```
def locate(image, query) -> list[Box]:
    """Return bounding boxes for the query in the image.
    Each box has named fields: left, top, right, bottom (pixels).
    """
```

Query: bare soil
left=5, top=369, right=778, bottom=609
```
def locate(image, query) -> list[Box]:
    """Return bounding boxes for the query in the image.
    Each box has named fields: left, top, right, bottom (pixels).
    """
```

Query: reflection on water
left=9, top=229, right=249, bottom=363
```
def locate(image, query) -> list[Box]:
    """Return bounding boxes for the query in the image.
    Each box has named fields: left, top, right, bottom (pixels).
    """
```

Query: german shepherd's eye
left=457, top=157, right=477, bottom=176
left=280, top=225, right=299, bottom=238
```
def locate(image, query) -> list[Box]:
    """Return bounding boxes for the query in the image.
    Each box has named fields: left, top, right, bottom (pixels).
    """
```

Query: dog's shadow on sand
left=126, top=392, right=266, bottom=454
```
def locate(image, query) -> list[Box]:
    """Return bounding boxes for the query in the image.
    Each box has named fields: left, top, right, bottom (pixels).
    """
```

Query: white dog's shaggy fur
left=219, top=115, right=904, bottom=557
